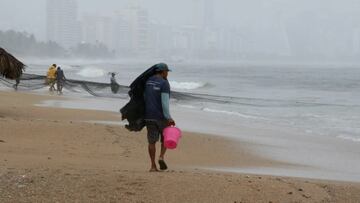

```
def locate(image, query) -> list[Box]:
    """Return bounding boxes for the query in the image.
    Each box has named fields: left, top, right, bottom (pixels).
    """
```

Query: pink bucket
left=163, top=126, right=182, bottom=149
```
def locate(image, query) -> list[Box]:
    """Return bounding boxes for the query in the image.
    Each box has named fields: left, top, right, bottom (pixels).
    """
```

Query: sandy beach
left=0, top=90, right=360, bottom=202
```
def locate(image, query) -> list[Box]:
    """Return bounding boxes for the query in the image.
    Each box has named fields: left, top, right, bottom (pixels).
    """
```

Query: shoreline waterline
left=33, top=92, right=360, bottom=182
left=2, top=89, right=360, bottom=202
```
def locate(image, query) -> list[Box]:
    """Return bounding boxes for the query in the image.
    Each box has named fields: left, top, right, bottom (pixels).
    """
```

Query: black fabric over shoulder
left=120, top=65, right=159, bottom=132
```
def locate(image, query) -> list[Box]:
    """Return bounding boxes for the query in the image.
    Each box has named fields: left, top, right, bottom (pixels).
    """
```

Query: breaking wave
left=170, top=81, right=208, bottom=90
left=202, top=108, right=262, bottom=119
left=76, top=67, right=106, bottom=78
left=337, top=135, right=360, bottom=142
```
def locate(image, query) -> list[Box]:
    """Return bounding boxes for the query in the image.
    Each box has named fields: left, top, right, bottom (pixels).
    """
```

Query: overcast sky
left=1, top=0, right=360, bottom=41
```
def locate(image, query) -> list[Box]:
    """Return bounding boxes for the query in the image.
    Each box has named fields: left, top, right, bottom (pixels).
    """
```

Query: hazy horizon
left=1, top=0, right=360, bottom=61
left=2, top=0, right=360, bottom=41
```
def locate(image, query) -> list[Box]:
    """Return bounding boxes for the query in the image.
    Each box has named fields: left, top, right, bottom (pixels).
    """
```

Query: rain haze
left=1, top=0, right=360, bottom=62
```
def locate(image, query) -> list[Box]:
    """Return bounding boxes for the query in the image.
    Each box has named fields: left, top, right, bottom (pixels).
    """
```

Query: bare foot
left=149, top=168, right=159, bottom=172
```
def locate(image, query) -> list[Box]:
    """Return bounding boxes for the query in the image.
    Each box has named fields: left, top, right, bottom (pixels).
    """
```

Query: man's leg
left=160, top=142, right=167, bottom=160
left=146, top=122, right=160, bottom=172
left=14, top=78, right=19, bottom=90
left=159, top=120, right=168, bottom=160
left=158, top=142, right=168, bottom=170
left=57, top=82, right=63, bottom=94
left=50, top=81, right=53, bottom=91
left=56, top=81, right=60, bottom=93
left=50, top=80, right=56, bottom=91
left=158, top=120, right=168, bottom=170
left=148, top=143, right=158, bottom=171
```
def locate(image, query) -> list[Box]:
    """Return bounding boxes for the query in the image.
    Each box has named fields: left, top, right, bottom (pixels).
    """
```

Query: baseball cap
left=155, top=63, right=172, bottom=72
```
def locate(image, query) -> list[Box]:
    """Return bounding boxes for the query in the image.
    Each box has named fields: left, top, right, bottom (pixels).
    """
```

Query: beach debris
left=287, top=192, right=293, bottom=195
left=245, top=175, right=250, bottom=178
left=125, top=191, right=136, bottom=196
left=17, top=184, right=26, bottom=188
left=0, top=139, right=5, bottom=143
left=13, top=174, right=35, bottom=189
left=298, top=188, right=304, bottom=192
left=302, top=194, right=311, bottom=199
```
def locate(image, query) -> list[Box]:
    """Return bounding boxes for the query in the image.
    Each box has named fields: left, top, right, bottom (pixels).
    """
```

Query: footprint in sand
left=125, top=191, right=136, bottom=196
left=106, top=126, right=123, bottom=142
left=106, top=126, right=116, bottom=134
left=116, top=186, right=126, bottom=191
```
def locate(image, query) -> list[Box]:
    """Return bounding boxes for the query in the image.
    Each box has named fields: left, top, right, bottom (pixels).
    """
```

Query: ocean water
left=26, top=61, right=360, bottom=143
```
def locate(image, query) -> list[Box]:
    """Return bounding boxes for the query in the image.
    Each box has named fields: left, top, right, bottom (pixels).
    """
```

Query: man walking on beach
left=144, top=63, right=175, bottom=172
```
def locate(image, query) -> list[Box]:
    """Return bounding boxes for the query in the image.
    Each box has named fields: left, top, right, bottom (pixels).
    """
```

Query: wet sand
left=0, top=90, right=360, bottom=202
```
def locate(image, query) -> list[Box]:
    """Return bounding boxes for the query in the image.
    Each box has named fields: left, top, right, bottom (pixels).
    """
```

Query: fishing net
left=1, top=73, right=310, bottom=107
left=0, top=73, right=236, bottom=103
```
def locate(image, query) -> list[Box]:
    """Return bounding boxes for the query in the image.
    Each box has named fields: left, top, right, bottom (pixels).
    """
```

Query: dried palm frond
left=0, top=47, right=25, bottom=79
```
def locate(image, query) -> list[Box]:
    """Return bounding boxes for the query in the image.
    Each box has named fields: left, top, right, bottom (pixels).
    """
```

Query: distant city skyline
left=41, top=0, right=227, bottom=58
left=2, top=0, right=360, bottom=42
left=0, top=0, right=221, bottom=41
left=1, top=0, right=360, bottom=60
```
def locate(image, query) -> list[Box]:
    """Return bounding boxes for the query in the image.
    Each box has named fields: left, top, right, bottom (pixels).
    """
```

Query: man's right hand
left=168, top=119, right=176, bottom=126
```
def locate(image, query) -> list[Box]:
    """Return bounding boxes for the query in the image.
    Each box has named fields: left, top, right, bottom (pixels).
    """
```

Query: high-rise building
left=81, top=15, right=116, bottom=51
left=113, top=14, right=132, bottom=54
left=204, top=0, right=214, bottom=28
left=46, top=0, right=80, bottom=48
left=191, top=0, right=204, bottom=27
left=115, top=5, right=149, bottom=55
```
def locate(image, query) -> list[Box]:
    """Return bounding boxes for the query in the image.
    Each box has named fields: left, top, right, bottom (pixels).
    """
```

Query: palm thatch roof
left=0, top=47, right=25, bottom=79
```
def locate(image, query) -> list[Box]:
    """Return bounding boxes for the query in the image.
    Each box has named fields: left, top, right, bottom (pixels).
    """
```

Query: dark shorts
left=145, top=120, right=168, bottom=144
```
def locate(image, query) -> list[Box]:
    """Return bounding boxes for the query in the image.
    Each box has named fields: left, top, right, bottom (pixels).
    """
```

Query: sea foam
left=170, top=81, right=207, bottom=90
left=76, top=67, right=106, bottom=78
left=337, top=135, right=360, bottom=142
left=202, top=108, right=261, bottom=119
